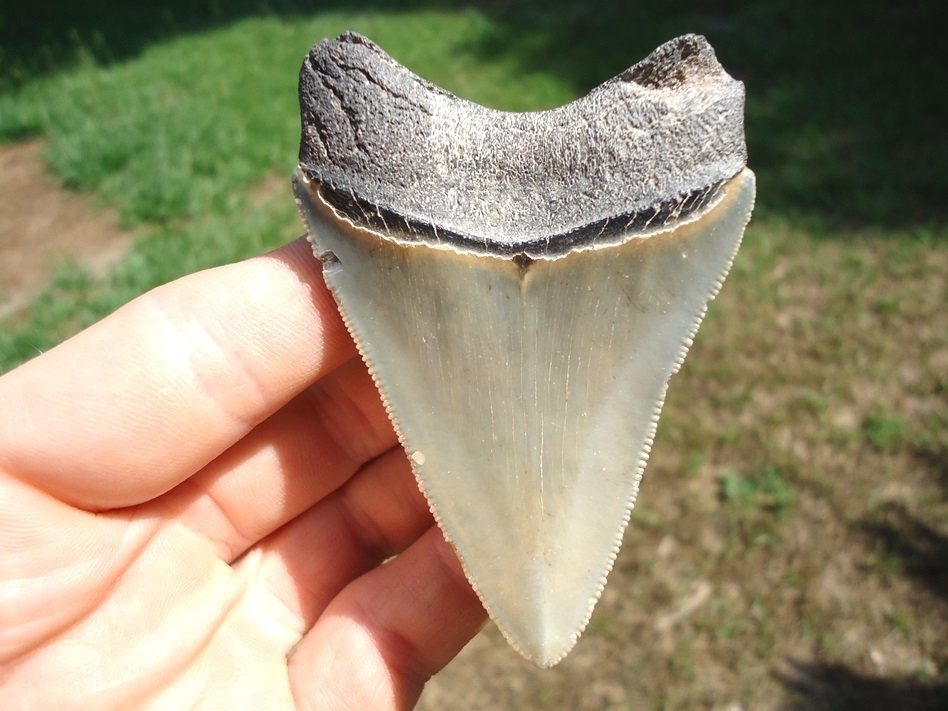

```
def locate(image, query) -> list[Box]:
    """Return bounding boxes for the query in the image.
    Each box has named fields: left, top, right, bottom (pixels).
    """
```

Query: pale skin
left=0, top=237, right=487, bottom=710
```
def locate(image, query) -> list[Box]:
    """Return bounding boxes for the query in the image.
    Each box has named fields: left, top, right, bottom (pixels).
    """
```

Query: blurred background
left=0, top=1, right=945, bottom=708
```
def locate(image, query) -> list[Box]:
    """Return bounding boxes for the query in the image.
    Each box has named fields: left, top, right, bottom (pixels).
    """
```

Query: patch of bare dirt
left=0, top=140, right=133, bottom=318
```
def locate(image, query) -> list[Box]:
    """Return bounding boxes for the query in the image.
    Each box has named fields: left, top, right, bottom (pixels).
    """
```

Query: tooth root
left=295, top=168, right=755, bottom=666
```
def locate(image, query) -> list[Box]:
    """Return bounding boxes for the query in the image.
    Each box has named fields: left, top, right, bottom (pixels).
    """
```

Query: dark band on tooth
left=307, top=173, right=726, bottom=258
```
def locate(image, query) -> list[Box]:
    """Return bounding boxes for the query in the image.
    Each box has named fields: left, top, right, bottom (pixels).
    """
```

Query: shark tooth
left=294, top=32, right=755, bottom=667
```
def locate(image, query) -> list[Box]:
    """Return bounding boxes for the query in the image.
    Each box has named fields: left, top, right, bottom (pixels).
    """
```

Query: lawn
left=1, top=0, right=945, bottom=709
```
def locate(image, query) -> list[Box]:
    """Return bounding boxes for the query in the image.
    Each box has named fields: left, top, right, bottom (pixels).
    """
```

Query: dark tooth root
left=298, top=32, right=747, bottom=248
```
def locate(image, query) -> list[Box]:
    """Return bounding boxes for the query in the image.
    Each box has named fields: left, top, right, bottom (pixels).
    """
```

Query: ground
left=0, top=141, right=131, bottom=318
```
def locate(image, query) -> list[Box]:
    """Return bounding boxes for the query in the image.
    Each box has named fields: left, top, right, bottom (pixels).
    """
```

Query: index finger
left=0, top=237, right=355, bottom=510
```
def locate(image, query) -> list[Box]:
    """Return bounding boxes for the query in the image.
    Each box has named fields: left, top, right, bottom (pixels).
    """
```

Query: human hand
left=0, top=238, right=486, bottom=710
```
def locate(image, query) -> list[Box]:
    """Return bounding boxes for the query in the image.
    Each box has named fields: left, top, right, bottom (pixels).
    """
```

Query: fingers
left=161, top=357, right=398, bottom=563
left=234, top=440, right=485, bottom=710
left=0, top=237, right=354, bottom=511
left=287, top=527, right=487, bottom=711
left=241, top=446, right=433, bottom=628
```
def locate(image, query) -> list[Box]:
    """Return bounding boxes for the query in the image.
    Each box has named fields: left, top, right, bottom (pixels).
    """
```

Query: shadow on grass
left=774, top=501, right=948, bottom=710
left=2, top=0, right=944, bottom=232
left=859, top=501, right=948, bottom=604
left=776, top=660, right=948, bottom=711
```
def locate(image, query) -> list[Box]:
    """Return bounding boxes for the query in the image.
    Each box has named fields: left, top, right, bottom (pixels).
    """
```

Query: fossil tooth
left=294, top=32, right=755, bottom=667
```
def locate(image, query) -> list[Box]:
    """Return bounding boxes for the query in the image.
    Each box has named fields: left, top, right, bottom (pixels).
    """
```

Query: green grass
left=0, top=7, right=578, bottom=368
left=722, top=466, right=796, bottom=515
left=863, top=410, right=910, bottom=453
left=0, top=10, right=575, bottom=228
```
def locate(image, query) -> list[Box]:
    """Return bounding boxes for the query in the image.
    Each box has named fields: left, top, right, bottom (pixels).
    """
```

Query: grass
left=1, top=0, right=946, bottom=709
left=863, top=410, right=910, bottom=453
left=721, top=466, right=796, bottom=515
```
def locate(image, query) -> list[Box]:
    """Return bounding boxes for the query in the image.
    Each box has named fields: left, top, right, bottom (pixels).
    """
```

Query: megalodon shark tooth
left=293, top=31, right=755, bottom=667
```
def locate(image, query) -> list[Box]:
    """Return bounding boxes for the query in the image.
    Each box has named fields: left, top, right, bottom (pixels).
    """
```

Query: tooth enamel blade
left=294, top=32, right=755, bottom=666
left=296, top=167, right=754, bottom=666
